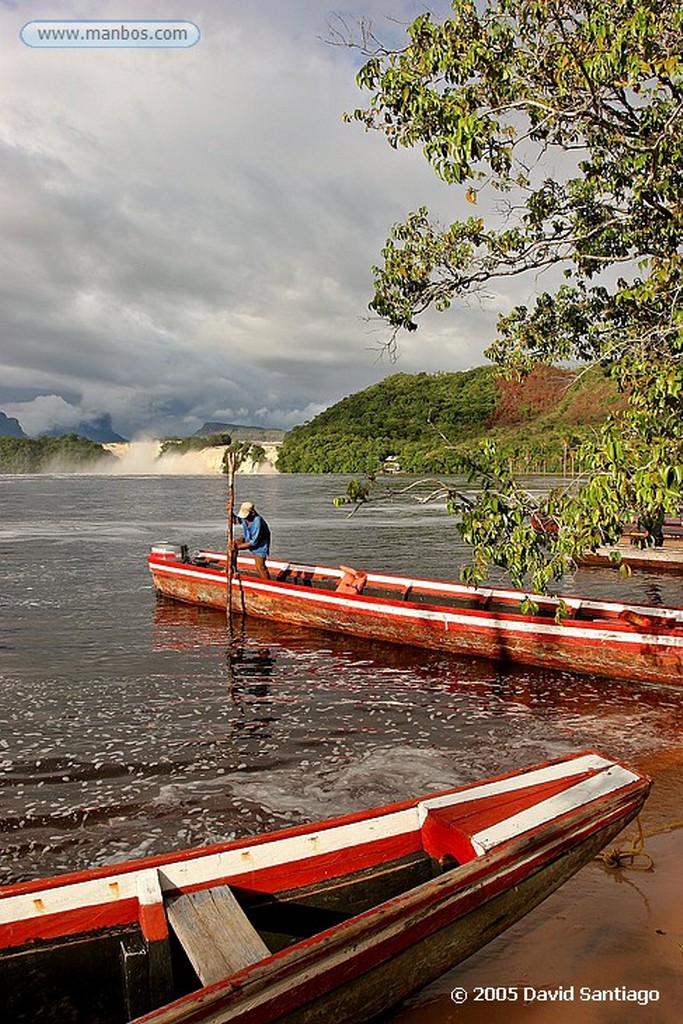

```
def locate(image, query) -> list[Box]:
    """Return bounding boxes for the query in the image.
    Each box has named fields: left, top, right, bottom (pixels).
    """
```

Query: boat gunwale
left=0, top=752, right=637, bottom=906
left=149, top=555, right=683, bottom=644
left=195, top=551, right=683, bottom=621
left=131, top=777, right=648, bottom=1024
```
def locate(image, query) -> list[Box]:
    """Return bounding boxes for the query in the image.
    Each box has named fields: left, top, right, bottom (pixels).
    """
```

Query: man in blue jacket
left=233, top=501, right=271, bottom=578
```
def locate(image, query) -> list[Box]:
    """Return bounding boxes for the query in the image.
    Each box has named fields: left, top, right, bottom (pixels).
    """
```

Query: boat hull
left=148, top=553, right=683, bottom=687
left=137, top=813, right=640, bottom=1024
left=578, top=545, right=683, bottom=572
left=0, top=752, right=649, bottom=1024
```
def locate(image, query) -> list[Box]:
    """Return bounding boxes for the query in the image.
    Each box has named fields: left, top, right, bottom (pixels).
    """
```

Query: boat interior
left=1, top=849, right=447, bottom=1024
left=190, top=552, right=682, bottom=630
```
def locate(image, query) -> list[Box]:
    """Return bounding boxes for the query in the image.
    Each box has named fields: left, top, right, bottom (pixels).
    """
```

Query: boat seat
left=619, top=608, right=676, bottom=629
left=166, top=885, right=271, bottom=986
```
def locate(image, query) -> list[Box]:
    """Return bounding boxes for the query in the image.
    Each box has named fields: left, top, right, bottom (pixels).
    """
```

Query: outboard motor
left=150, top=542, right=189, bottom=563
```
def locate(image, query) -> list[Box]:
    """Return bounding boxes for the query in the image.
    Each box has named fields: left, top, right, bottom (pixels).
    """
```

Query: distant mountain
left=41, top=413, right=127, bottom=443
left=0, top=411, right=27, bottom=438
left=192, top=421, right=285, bottom=442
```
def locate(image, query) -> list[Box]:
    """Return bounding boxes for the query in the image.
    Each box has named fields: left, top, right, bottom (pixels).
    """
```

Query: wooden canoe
left=577, top=544, right=683, bottom=572
left=533, top=515, right=683, bottom=570
left=147, top=545, right=683, bottom=687
left=0, top=751, right=649, bottom=1024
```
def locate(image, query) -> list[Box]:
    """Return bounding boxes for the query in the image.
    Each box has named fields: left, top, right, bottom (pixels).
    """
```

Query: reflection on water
left=0, top=474, right=681, bottom=1020
left=2, top=553, right=682, bottom=884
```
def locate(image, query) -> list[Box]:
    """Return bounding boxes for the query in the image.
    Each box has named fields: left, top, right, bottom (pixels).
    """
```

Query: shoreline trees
left=342, top=0, right=683, bottom=588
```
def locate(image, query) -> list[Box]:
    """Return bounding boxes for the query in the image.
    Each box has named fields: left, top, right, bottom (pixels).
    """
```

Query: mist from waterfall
left=90, top=440, right=279, bottom=475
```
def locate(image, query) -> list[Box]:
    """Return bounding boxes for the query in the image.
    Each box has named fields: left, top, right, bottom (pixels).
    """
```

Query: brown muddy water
left=1, top=473, right=681, bottom=1022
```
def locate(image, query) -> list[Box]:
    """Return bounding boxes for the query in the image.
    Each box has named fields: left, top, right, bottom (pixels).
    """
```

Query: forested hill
left=276, top=365, right=625, bottom=474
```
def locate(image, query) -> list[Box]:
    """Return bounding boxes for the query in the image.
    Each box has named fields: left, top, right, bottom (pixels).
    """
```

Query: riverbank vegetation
left=341, top=0, right=683, bottom=590
left=0, top=435, right=115, bottom=473
left=276, top=365, right=624, bottom=475
left=159, top=433, right=232, bottom=457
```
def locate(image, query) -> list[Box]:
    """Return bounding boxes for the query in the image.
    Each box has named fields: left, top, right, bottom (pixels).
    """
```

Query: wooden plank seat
left=166, top=886, right=271, bottom=986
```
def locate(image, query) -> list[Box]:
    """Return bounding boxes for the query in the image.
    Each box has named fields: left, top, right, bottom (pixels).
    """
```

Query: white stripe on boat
left=197, top=553, right=683, bottom=623
left=416, top=753, right=632, bottom=820
left=0, top=755, right=637, bottom=926
left=470, top=765, right=639, bottom=854
left=152, top=564, right=683, bottom=648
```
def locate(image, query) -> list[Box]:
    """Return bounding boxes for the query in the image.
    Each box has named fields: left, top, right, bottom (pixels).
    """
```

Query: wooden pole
left=225, top=450, right=236, bottom=628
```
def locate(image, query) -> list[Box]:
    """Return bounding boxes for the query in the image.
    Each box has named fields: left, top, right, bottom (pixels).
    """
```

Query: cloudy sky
left=1, top=0, right=524, bottom=438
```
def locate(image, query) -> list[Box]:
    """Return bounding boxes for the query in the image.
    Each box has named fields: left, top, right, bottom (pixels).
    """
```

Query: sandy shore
left=390, top=752, right=683, bottom=1024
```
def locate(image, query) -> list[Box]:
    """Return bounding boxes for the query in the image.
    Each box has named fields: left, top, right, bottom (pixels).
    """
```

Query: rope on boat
left=596, top=819, right=653, bottom=871
left=595, top=817, right=683, bottom=871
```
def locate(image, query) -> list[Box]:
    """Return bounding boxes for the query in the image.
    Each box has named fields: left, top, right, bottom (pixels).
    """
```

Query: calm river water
left=1, top=472, right=681, bottom=1022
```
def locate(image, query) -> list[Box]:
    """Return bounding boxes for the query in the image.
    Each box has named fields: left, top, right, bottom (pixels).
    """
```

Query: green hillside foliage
left=277, top=366, right=624, bottom=475
left=277, top=368, right=498, bottom=473
left=159, top=433, right=233, bottom=456
left=0, top=435, right=115, bottom=473
left=301, top=368, right=497, bottom=439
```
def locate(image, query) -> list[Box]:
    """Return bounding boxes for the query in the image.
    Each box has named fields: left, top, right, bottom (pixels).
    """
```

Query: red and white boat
left=577, top=544, right=683, bottom=572
left=0, top=751, right=649, bottom=1024
left=577, top=518, right=683, bottom=572
left=531, top=514, right=683, bottom=571
left=147, top=545, right=683, bottom=687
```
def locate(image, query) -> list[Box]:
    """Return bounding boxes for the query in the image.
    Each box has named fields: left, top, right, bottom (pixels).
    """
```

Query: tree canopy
left=277, top=368, right=496, bottom=472
left=345, top=0, right=683, bottom=589
left=0, top=435, right=114, bottom=473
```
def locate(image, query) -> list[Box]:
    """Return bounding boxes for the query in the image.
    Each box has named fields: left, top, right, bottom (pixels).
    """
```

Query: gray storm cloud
left=1, top=0, right=496, bottom=439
